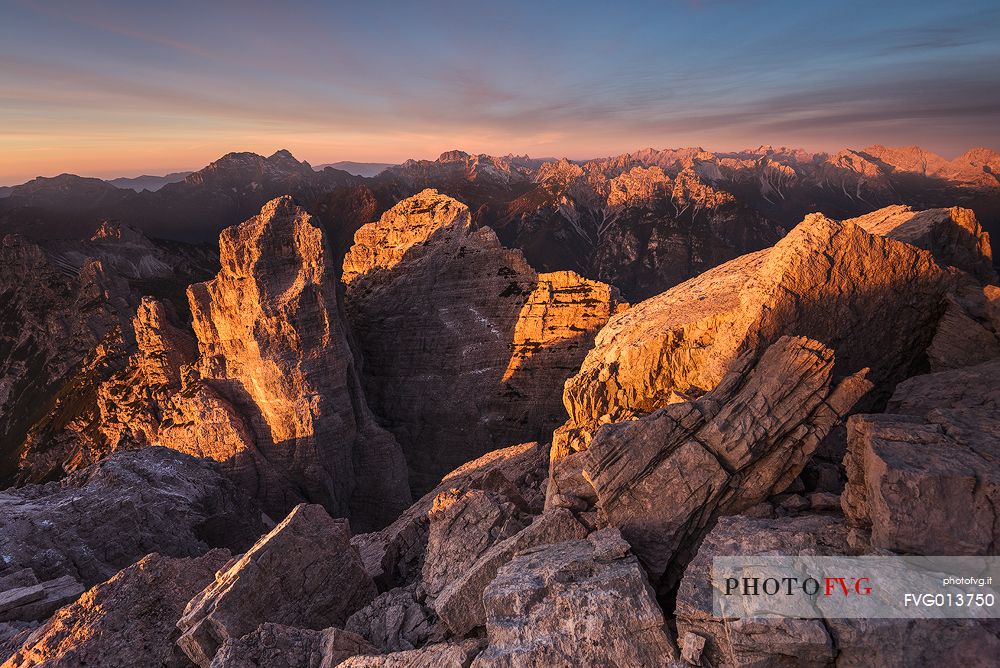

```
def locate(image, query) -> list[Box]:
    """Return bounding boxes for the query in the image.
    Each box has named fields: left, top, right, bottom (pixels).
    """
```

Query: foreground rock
left=421, top=489, right=528, bottom=602
left=353, top=441, right=548, bottom=592
left=209, top=623, right=374, bottom=668
left=2, top=551, right=229, bottom=668
left=473, top=529, right=676, bottom=667
left=433, top=508, right=588, bottom=636
left=675, top=514, right=1000, bottom=667
left=344, top=585, right=444, bottom=653
left=177, top=504, right=376, bottom=667
left=0, top=577, right=83, bottom=624
left=344, top=190, right=621, bottom=494
left=551, top=336, right=869, bottom=589
left=556, top=211, right=957, bottom=457
left=338, top=639, right=485, bottom=668
left=187, top=196, right=409, bottom=529
left=843, top=358, right=1000, bottom=555
left=0, top=447, right=262, bottom=588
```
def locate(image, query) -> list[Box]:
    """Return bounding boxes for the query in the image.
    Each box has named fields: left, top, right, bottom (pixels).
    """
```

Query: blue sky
left=1, top=0, right=998, bottom=183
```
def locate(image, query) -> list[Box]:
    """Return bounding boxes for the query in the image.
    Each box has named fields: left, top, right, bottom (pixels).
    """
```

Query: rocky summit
left=0, top=145, right=999, bottom=667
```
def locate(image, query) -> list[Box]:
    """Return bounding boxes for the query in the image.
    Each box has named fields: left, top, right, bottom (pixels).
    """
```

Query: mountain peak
left=438, top=150, right=472, bottom=163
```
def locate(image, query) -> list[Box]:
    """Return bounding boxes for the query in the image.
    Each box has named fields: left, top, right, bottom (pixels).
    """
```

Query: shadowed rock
left=433, top=508, right=588, bottom=636
left=338, top=638, right=486, bottom=667
left=2, top=550, right=230, bottom=668
left=209, top=623, right=375, bottom=668
left=176, top=504, right=376, bottom=668
left=473, top=529, right=677, bottom=667
left=344, top=584, right=445, bottom=654
left=344, top=190, right=621, bottom=494
left=0, top=447, right=262, bottom=588
left=352, top=441, right=547, bottom=593
left=843, top=358, right=1000, bottom=555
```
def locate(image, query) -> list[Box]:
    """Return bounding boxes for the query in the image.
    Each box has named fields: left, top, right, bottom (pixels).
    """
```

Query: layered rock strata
left=551, top=336, right=870, bottom=590
left=187, top=196, right=409, bottom=528
left=344, top=189, right=621, bottom=494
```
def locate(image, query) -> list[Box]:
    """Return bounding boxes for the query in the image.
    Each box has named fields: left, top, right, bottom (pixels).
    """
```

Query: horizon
left=2, top=141, right=998, bottom=188
left=2, top=0, right=999, bottom=184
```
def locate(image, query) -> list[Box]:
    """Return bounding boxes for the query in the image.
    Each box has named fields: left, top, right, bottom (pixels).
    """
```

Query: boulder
left=209, top=623, right=375, bottom=668
left=177, top=504, right=376, bottom=668
left=843, top=358, right=1000, bottom=555
left=847, top=205, right=996, bottom=283
left=353, top=441, right=547, bottom=592
left=472, top=529, right=676, bottom=667
left=3, top=550, right=230, bottom=668
left=433, top=509, right=588, bottom=636
left=553, top=336, right=869, bottom=589
left=344, top=585, right=445, bottom=654
left=0, top=447, right=262, bottom=587
left=421, top=489, right=528, bottom=601
left=556, top=211, right=955, bottom=457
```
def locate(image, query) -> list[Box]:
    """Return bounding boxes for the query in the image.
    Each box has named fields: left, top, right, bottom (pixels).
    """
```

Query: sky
left=1, top=0, right=999, bottom=185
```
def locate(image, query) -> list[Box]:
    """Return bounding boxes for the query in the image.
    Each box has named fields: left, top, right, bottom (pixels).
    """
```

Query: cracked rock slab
left=177, top=504, right=376, bottom=668
left=472, top=529, right=677, bottom=667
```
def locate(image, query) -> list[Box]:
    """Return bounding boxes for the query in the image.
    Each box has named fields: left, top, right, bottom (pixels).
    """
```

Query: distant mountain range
left=107, top=172, right=193, bottom=192
left=314, top=161, right=397, bottom=177
left=1, top=144, right=997, bottom=298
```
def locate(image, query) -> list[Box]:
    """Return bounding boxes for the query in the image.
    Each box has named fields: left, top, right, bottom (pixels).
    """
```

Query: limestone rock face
left=2, top=550, right=230, bottom=668
left=352, top=441, right=547, bottom=592
left=0, top=447, right=262, bottom=588
left=188, top=195, right=409, bottom=528
left=177, top=503, right=376, bottom=668
left=209, top=623, right=374, bottom=668
left=557, top=212, right=955, bottom=456
left=0, top=227, right=218, bottom=485
left=843, top=358, right=1000, bottom=555
left=675, top=514, right=1000, bottom=668
left=342, top=188, right=473, bottom=284
left=473, top=529, right=676, bottom=668
left=502, top=271, right=626, bottom=440
left=344, top=190, right=620, bottom=494
left=552, top=336, right=870, bottom=590
left=847, top=205, right=996, bottom=283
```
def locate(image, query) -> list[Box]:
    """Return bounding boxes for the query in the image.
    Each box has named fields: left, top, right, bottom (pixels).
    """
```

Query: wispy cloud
left=0, top=0, right=997, bottom=183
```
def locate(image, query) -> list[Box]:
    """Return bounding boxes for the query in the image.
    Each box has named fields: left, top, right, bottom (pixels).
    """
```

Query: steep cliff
left=344, top=190, right=621, bottom=493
